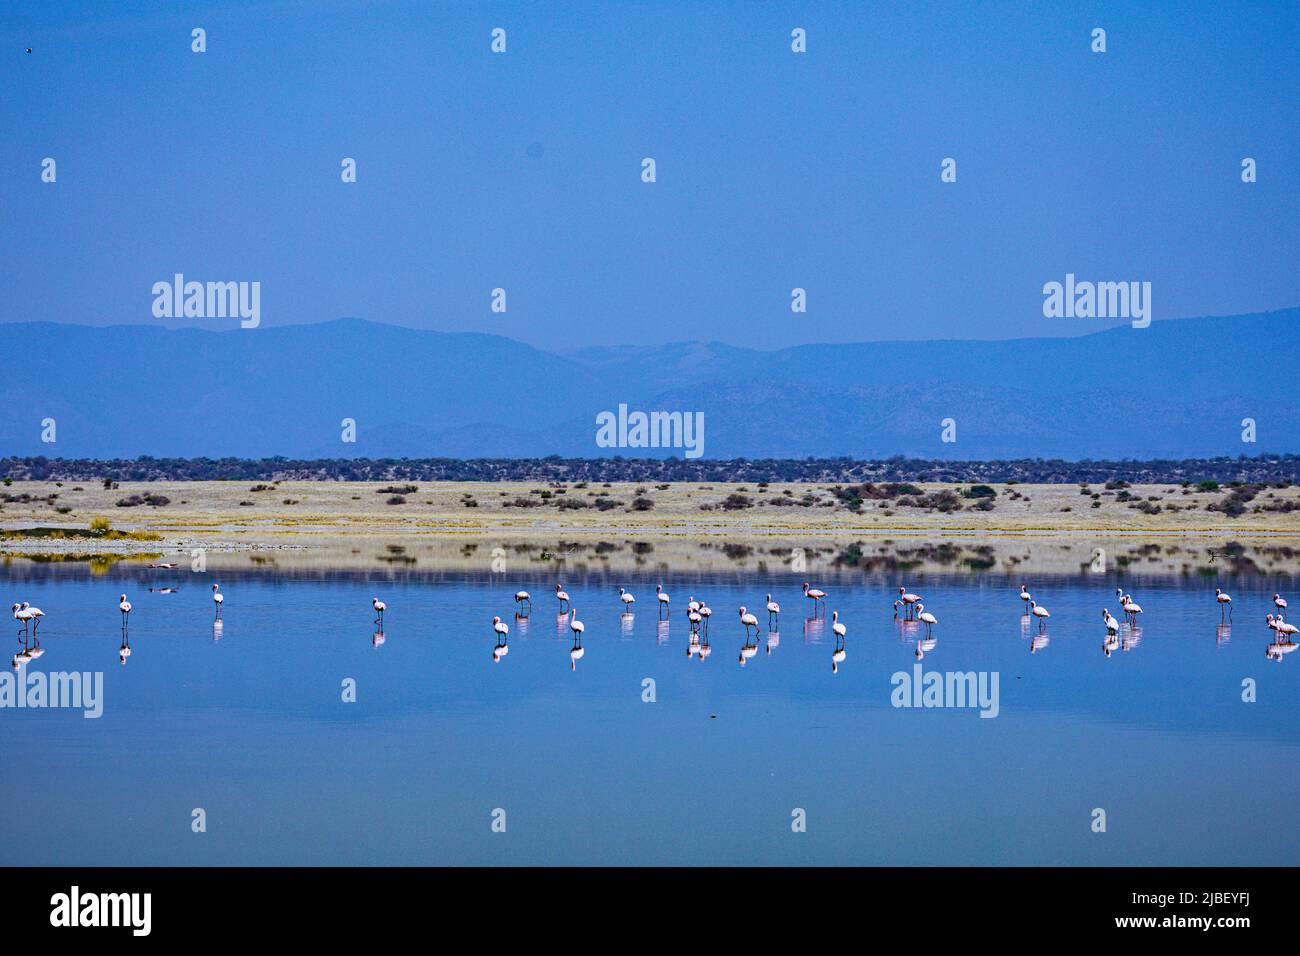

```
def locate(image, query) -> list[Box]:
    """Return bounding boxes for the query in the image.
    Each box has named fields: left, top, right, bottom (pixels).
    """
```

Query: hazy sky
left=4, top=0, right=1297, bottom=349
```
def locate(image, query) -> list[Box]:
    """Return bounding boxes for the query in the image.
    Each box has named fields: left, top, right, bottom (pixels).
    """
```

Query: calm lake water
left=2, top=561, right=1296, bottom=866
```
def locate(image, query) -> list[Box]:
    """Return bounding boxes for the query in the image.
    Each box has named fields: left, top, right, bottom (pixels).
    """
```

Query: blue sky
left=3, top=0, right=1297, bottom=349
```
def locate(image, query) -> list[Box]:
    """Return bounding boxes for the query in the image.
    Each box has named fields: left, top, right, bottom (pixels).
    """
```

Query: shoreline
left=2, top=480, right=1297, bottom=576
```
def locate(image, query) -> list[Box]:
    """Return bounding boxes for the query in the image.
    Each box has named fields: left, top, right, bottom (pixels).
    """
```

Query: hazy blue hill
left=0, top=308, right=1294, bottom=459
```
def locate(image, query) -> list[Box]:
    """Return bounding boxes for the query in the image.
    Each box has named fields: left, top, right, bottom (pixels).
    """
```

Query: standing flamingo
left=803, top=582, right=827, bottom=615
left=1102, top=608, right=1120, bottom=634
left=1030, top=600, right=1050, bottom=631
left=897, top=587, right=922, bottom=620
left=1020, top=584, right=1032, bottom=614
left=618, top=587, right=635, bottom=611
left=118, top=594, right=132, bottom=626
left=738, top=606, right=759, bottom=638
left=656, top=584, right=670, bottom=617
left=12, top=603, right=33, bottom=637
left=765, top=593, right=780, bottom=627
left=555, top=584, right=570, bottom=612
left=1274, top=593, right=1288, bottom=618
left=1121, top=594, right=1142, bottom=624
left=1215, top=587, right=1232, bottom=620
left=372, top=596, right=386, bottom=626
left=212, top=583, right=224, bottom=620
left=514, top=590, right=531, bottom=612
left=916, top=603, right=937, bottom=636
left=21, top=602, right=43, bottom=636
left=492, top=615, right=510, bottom=639
left=697, top=600, right=712, bottom=632
left=1271, top=615, right=1299, bottom=638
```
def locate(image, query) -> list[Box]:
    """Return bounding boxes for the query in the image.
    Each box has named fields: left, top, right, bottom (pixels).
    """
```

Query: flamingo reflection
left=831, top=635, right=846, bottom=673
left=1266, top=637, right=1296, bottom=662
left=738, top=636, right=758, bottom=667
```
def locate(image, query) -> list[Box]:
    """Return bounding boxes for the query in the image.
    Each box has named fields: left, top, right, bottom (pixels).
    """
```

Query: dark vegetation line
left=2, top=455, right=1298, bottom=484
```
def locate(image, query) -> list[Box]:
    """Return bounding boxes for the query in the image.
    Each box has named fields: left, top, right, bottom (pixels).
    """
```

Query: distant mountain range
left=1, top=308, right=1295, bottom=460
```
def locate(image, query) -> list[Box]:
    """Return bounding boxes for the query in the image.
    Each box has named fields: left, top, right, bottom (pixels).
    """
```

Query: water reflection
left=4, top=566, right=1298, bottom=867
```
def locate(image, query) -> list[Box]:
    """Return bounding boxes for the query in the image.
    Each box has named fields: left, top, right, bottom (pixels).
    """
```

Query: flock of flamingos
left=8, top=579, right=1297, bottom=671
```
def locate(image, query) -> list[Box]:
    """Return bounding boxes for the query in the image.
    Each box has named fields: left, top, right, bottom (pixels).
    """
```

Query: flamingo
left=1271, top=615, right=1299, bottom=638
left=1030, top=600, right=1050, bottom=630
left=1020, top=584, right=1032, bottom=614
left=1215, top=587, right=1232, bottom=620
left=916, top=603, right=937, bottom=635
left=656, top=584, right=670, bottom=617
left=688, top=607, right=702, bottom=631
left=555, top=584, right=570, bottom=612
left=618, top=587, right=635, bottom=610
left=1102, top=609, right=1120, bottom=634
left=21, top=602, right=43, bottom=635
left=212, top=583, right=224, bottom=620
left=892, top=599, right=904, bottom=619
left=372, top=596, right=386, bottom=626
left=1274, top=593, right=1288, bottom=618
left=492, top=615, right=509, bottom=638
left=765, top=593, right=780, bottom=627
left=897, top=587, right=922, bottom=620
left=831, top=610, right=847, bottom=640
left=1121, top=594, right=1142, bottom=624
left=803, top=582, right=827, bottom=614
left=738, top=606, right=760, bottom=638
left=514, top=590, right=531, bottom=612
left=687, top=596, right=700, bottom=613
left=118, top=594, right=132, bottom=625
left=698, top=601, right=712, bottom=631
left=12, top=603, right=33, bottom=637
left=569, top=607, right=585, bottom=640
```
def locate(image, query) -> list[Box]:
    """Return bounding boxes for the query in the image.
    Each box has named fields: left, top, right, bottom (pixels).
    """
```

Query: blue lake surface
left=2, top=562, right=1296, bottom=865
